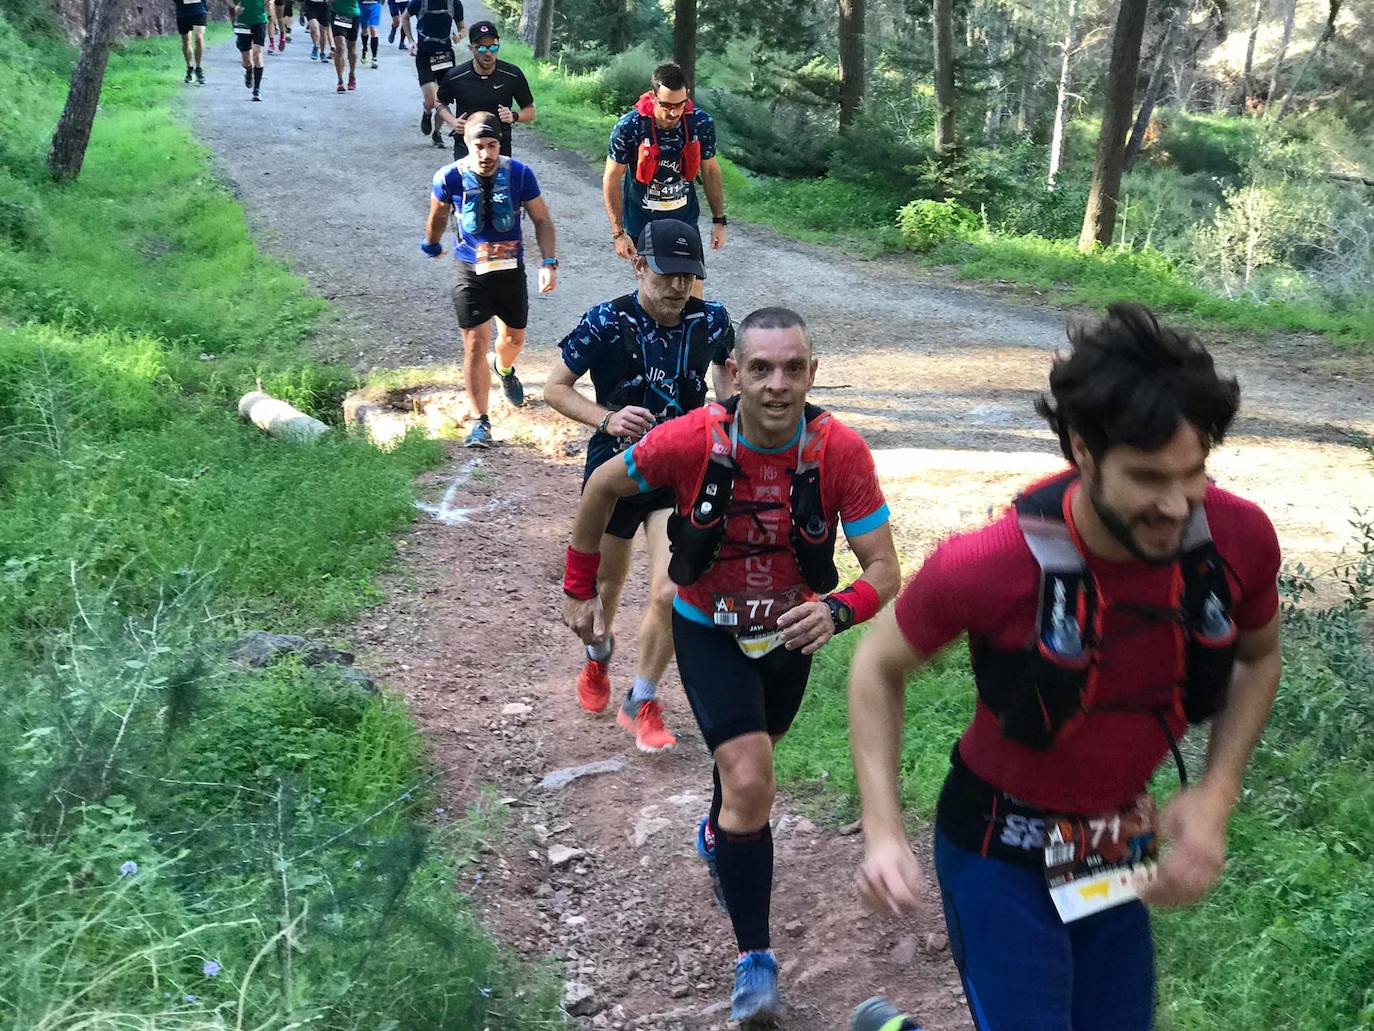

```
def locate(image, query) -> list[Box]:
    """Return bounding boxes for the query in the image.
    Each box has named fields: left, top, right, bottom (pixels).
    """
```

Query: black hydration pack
left=415, top=0, right=454, bottom=48
left=601, top=294, right=717, bottom=426
left=969, top=470, right=1239, bottom=753
left=666, top=396, right=840, bottom=593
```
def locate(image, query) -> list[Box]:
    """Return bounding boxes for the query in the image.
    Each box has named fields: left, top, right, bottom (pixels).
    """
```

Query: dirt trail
left=189, top=21, right=1372, bottom=1029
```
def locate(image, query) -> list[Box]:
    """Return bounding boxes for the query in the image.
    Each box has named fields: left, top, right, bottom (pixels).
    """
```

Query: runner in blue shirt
left=420, top=114, right=558, bottom=448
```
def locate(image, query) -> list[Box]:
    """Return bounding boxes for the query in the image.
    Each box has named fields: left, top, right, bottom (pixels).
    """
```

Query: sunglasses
left=654, top=97, right=688, bottom=112
left=474, top=42, right=499, bottom=53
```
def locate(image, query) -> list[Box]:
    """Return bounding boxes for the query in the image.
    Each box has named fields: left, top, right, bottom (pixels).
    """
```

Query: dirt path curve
left=188, top=20, right=1372, bottom=1029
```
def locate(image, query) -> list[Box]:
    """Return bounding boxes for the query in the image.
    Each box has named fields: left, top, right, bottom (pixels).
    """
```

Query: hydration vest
left=415, top=0, right=453, bottom=48
left=970, top=470, right=1239, bottom=752
left=633, top=92, right=702, bottom=186
left=602, top=295, right=716, bottom=421
left=666, top=397, right=839, bottom=593
left=458, top=156, right=516, bottom=236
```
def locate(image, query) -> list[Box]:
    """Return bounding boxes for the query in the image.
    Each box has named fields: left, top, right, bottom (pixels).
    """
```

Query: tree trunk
left=1273, top=0, right=1341, bottom=121
left=1016, top=31, right=1034, bottom=133
left=1264, top=0, right=1297, bottom=109
left=533, top=0, right=555, bottom=58
left=1240, top=0, right=1263, bottom=111
left=837, top=0, right=865, bottom=129
left=931, top=0, right=956, bottom=152
left=1047, top=0, right=1076, bottom=186
left=672, top=0, right=696, bottom=88
left=47, top=0, right=129, bottom=181
left=518, top=0, right=537, bottom=44
left=1124, top=11, right=1176, bottom=170
left=1078, top=0, right=1151, bottom=251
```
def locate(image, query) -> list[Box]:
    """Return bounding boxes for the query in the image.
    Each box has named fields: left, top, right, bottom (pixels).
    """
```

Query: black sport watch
left=823, top=595, right=855, bottom=634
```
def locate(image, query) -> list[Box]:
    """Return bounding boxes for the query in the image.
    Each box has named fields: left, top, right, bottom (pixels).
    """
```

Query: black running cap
left=464, top=111, right=502, bottom=140
left=468, top=19, right=498, bottom=42
left=637, top=219, right=705, bottom=279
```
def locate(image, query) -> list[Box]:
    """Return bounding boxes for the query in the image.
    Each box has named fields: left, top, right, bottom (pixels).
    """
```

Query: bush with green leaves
left=897, top=198, right=981, bottom=251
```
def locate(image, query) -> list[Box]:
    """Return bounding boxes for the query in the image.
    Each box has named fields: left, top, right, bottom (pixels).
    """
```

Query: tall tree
left=1240, top=0, right=1264, bottom=110
left=1264, top=0, right=1298, bottom=109
left=1273, top=0, right=1341, bottom=120
left=534, top=0, right=556, bottom=58
left=1125, top=10, right=1177, bottom=169
left=674, top=0, right=697, bottom=88
left=1078, top=0, right=1151, bottom=250
left=48, top=0, right=128, bottom=181
left=838, top=0, right=865, bottom=129
left=932, top=0, right=957, bottom=152
left=1046, top=0, right=1078, bottom=185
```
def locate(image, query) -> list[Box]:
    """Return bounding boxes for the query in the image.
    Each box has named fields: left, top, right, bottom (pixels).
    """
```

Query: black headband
left=465, top=119, right=502, bottom=141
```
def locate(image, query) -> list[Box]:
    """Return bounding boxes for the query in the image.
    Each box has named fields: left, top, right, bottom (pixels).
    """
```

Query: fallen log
left=237, top=390, right=328, bottom=442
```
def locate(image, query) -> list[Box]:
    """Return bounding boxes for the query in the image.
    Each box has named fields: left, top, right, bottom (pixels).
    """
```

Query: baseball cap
left=637, top=219, right=705, bottom=279
left=468, top=20, right=499, bottom=42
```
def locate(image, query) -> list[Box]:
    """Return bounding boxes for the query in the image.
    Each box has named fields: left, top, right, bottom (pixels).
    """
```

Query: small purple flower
left=202, top=960, right=221, bottom=978
left=473, top=872, right=483, bottom=884
left=118, top=860, right=139, bottom=878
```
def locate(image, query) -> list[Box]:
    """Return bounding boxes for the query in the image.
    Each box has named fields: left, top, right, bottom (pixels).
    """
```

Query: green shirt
left=330, top=0, right=360, bottom=16
left=234, top=0, right=268, bottom=24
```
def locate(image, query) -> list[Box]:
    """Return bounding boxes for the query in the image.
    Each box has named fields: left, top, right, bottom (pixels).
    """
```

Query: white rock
left=548, top=844, right=584, bottom=867
left=563, top=980, right=598, bottom=1017
left=502, top=702, right=532, bottom=716
left=540, top=757, right=625, bottom=790
left=631, top=816, right=673, bottom=847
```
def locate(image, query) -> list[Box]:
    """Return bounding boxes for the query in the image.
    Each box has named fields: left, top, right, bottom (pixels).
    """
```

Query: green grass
left=0, top=19, right=564, bottom=1030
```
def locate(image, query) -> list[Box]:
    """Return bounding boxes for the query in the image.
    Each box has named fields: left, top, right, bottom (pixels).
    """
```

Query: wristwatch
left=611, top=228, right=627, bottom=240
left=542, top=257, right=559, bottom=268
left=823, top=595, right=855, bottom=634
left=712, top=216, right=728, bottom=226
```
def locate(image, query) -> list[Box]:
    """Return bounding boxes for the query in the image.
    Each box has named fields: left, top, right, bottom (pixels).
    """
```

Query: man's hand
left=453, top=113, right=468, bottom=135
left=613, top=233, right=637, bottom=261
left=777, top=599, right=833, bottom=655
left=858, top=836, right=926, bottom=915
left=497, top=104, right=516, bottom=125
left=1138, top=785, right=1231, bottom=908
left=604, top=405, right=653, bottom=439
left=562, top=594, right=606, bottom=646
left=538, top=266, right=557, bottom=293
left=710, top=222, right=727, bottom=250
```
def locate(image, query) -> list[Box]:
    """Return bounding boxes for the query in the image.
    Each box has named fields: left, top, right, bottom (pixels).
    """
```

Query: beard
left=1087, top=479, right=1186, bottom=566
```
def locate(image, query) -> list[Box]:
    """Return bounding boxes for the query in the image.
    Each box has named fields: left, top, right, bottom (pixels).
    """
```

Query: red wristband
left=833, top=579, right=881, bottom=624
left=563, top=546, right=600, bottom=600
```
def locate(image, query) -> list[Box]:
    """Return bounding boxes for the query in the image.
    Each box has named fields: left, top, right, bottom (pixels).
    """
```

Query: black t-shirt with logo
left=438, top=59, right=535, bottom=157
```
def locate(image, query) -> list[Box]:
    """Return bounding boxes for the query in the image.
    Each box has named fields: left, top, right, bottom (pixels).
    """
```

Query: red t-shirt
left=625, top=405, right=889, bottom=621
left=894, top=475, right=1280, bottom=813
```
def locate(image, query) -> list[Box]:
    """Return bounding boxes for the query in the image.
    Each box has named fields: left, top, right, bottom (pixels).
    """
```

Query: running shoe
left=618, top=699, right=677, bottom=752
left=463, top=415, right=493, bottom=449
left=695, top=815, right=727, bottom=911
left=420, top=108, right=432, bottom=134
left=184, top=67, right=194, bottom=83
left=851, top=997, right=922, bottom=1031
left=251, top=90, right=261, bottom=101
left=370, top=56, right=378, bottom=68
left=388, top=25, right=396, bottom=42
left=244, top=67, right=252, bottom=88
left=267, top=38, right=275, bottom=53
left=398, top=39, right=408, bottom=51
left=431, top=129, right=444, bottom=148
left=347, top=74, right=356, bottom=90
left=492, top=356, right=525, bottom=407
left=194, top=66, right=205, bottom=84
left=731, top=951, right=782, bottom=1026
left=336, top=81, right=346, bottom=92
left=310, top=44, right=318, bottom=59
left=575, top=658, right=610, bottom=713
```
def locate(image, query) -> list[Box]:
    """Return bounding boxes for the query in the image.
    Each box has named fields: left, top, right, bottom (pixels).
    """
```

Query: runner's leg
left=596, top=534, right=633, bottom=633
left=461, top=322, right=493, bottom=418
left=193, top=25, right=205, bottom=67
left=629, top=507, right=676, bottom=692
left=492, top=321, right=524, bottom=373
left=181, top=30, right=194, bottom=68
left=1069, top=897, right=1154, bottom=1030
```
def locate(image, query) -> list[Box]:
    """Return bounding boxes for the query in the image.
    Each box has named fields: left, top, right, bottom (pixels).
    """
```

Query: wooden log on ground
left=237, top=390, right=328, bottom=442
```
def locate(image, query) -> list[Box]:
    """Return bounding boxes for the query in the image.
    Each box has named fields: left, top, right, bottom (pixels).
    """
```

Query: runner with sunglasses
left=604, top=62, right=726, bottom=299
left=435, top=20, right=536, bottom=161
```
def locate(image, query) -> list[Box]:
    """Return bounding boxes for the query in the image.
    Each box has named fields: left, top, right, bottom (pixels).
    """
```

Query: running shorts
left=451, top=264, right=528, bottom=331
left=933, top=830, right=1156, bottom=1031
left=234, top=22, right=267, bottom=49
left=330, top=12, right=358, bottom=39
left=386, top=0, right=406, bottom=15
left=276, top=0, right=294, bottom=12
left=415, top=47, right=455, bottom=86
left=604, top=487, right=674, bottom=539
left=360, top=1, right=381, bottom=27
left=672, top=611, right=812, bottom=752
left=176, top=10, right=207, bottom=32
left=303, top=0, right=328, bottom=21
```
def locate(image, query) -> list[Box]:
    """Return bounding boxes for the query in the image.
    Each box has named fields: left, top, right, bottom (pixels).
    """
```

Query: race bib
left=333, top=17, right=352, bottom=29
left=181, top=1, right=200, bottom=6
left=644, top=177, right=689, bottom=212
left=233, top=24, right=250, bottom=32
left=644, top=192, right=689, bottom=212
left=734, top=630, right=786, bottom=660
left=429, top=49, right=455, bottom=71
left=711, top=588, right=806, bottom=635
left=1044, top=795, right=1158, bottom=923
left=473, top=240, right=519, bottom=275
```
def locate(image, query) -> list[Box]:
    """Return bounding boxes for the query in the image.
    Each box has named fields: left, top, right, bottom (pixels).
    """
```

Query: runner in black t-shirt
left=408, top=0, right=463, bottom=147
left=435, top=20, right=535, bottom=160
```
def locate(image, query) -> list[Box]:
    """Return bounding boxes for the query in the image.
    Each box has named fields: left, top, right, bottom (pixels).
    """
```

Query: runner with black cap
left=435, top=20, right=536, bottom=161
left=561, top=307, right=898, bottom=1023
left=420, top=113, right=558, bottom=449
left=408, top=0, right=463, bottom=146
left=545, top=219, right=735, bottom=753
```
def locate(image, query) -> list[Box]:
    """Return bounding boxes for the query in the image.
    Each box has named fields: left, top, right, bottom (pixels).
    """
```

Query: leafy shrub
left=705, top=87, right=834, bottom=179
left=578, top=42, right=657, bottom=115
left=1151, top=112, right=1262, bottom=178
left=897, top=198, right=980, bottom=251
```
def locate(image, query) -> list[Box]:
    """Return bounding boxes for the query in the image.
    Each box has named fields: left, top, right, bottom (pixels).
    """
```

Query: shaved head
left=736, top=307, right=812, bottom=359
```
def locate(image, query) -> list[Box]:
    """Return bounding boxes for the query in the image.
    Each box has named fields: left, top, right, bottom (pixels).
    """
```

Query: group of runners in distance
left=175, top=13, right=1288, bottom=1026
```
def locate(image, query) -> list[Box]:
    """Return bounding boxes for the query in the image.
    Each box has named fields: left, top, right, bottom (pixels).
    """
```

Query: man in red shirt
left=562, top=307, right=900, bottom=1025
left=849, top=304, right=1282, bottom=1030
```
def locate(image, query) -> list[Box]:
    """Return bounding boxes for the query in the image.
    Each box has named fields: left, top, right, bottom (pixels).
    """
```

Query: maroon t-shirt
left=895, top=474, right=1281, bottom=813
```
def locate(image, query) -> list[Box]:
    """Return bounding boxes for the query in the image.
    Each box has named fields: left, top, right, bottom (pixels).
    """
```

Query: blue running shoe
left=491, top=354, right=525, bottom=407
left=731, top=950, right=781, bottom=1025
left=464, top=415, right=493, bottom=449
left=310, top=44, right=318, bottom=60
left=695, top=815, right=726, bottom=911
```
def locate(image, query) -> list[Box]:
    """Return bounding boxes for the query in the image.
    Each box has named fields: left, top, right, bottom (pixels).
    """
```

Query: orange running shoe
left=576, top=659, right=611, bottom=713
left=618, top=700, right=677, bottom=753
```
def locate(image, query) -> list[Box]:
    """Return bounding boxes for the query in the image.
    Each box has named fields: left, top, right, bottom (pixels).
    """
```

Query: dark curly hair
left=1035, top=303, right=1240, bottom=463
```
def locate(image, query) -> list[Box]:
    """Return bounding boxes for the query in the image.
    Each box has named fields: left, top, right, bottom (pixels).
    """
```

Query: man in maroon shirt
left=848, top=304, right=1282, bottom=1030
